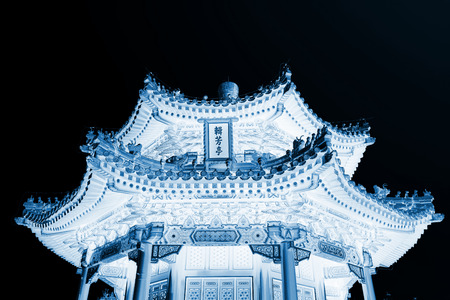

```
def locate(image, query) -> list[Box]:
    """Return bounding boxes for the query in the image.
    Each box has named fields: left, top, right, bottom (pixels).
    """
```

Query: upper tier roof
left=112, top=66, right=374, bottom=178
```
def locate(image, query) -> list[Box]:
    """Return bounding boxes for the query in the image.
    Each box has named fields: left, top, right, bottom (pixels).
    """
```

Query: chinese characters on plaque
left=207, top=122, right=230, bottom=159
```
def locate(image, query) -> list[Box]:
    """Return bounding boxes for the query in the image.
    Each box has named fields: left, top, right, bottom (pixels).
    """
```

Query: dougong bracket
left=151, top=245, right=183, bottom=263
left=249, top=244, right=281, bottom=262
left=250, top=243, right=310, bottom=264
left=293, top=246, right=311, bottom=263
left=348, top=263, right=365, bottom=283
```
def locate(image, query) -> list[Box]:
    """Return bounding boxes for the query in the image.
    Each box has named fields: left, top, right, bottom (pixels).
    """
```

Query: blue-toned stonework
left=16, top=66, right=443, bottom=300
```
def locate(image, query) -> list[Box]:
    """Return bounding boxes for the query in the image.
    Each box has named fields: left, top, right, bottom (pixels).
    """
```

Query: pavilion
left=16, top=66, right=443, bottom=300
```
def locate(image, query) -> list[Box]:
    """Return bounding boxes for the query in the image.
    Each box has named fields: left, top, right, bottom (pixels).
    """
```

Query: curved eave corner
left=271, top=72, right=375, bottom=178
left=309, top=151, right=443, bottom=233
left=17, top=168, right=108, bottom=230
left=308, top=152, right=443, bottom=269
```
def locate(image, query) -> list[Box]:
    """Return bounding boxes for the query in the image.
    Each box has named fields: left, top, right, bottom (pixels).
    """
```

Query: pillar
left=171, top=246, right=186, bottom=300
left=125, top=260, right=137, bottom=300
left=131, top=222, right=164, bottom=300
left=362, top=267, right=376, bottom=300
left=312, top=257, right=326, bottom=300
left=132, top=242, right=153, bottom=300
left=280, top=241, right=298, bottom=300
left=77, top=264, right=91, bottom=300
left=361, top=250, right=376, bottom=300
left=260, top=259, right=272, bottom=300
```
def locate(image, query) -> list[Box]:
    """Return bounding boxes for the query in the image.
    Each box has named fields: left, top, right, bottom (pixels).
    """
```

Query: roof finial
left=218, top=81, right=239, bottom=100
left=281, top=63, right=292, bottom=80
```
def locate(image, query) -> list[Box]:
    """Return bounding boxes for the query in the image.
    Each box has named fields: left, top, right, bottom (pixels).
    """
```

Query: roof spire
left=218, top=81, right=239, bottom=100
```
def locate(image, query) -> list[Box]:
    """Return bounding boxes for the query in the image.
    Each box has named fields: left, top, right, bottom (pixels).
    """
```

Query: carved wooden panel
left=149, top=279, right=168, bottom=300
left=186, top=277, right=252, bottom=300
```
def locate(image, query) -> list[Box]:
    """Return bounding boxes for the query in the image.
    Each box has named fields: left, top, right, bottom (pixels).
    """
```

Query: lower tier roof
left=16, top=136, right=442, bottom=268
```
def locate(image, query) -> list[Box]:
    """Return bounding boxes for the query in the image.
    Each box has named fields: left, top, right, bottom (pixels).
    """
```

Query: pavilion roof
left=17, top=125, right=441, bottom=263
left=110, top=67, right=373, bottom=178
left=16, top=67, right=442, bottom=269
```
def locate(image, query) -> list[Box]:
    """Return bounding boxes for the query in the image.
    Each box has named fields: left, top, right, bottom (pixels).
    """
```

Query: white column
left=260, top=260, right=272, bottom=300
left=361, top=250, right=376, bottom=300
left=171, top=246, right=186, bottom=300
left=312, top=257, right=326, bottom=300
left=131, top=222, right=164, bottom=300
left=125, top=260, right=137, bottom=300
left=132, top=242, right=153, bottom=300
left=280, top=241, right=298, bottom=300
left=251, top=250, right=261, bottom=300
left=362, top=267, right=376, bottom=300
left=77, top=265, right=91, bottom=300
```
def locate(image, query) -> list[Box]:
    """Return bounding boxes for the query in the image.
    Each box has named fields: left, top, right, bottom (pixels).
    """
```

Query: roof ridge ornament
left=281, top=63, right=292, bottom=81
left=373, top=184, right=391, bottom=199
left=217, top=81, right=239, bottom=103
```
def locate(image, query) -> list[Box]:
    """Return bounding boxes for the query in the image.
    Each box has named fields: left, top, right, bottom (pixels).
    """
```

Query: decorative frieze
left=323, top=266, right=351, bottom=279
left=318, top=241, right=346, bottom=260
left=89, top=234, right=136, bottom=266
left=87, top=222, right=163, bottom=266
left=192, top=229, right=240, bottom=243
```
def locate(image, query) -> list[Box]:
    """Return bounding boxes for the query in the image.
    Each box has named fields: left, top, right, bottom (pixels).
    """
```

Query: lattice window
left=272, top=279, right=315, bottom=300
left=272, top=279, right=283, bottom=300
left=236, top=278, right=251, bottom=300
left=297, top=284, right=315, bottom=300
left=220, top=279, right=235, bottom=300
left=237, top=289, right=251, bottom=300
left=186, top=277, right=252, bottom=300
left=303, top=288, right=314, bottom=300
left=186, top=247, right=206, bottom=270
left=210, top=246, right=229, bottom=269
left=297, top=288, right=302, bottom=300
left=187, top=289, right=201, bottom=300
left=233, top=246, right=253, bottom=270
left=149, top=279, right=168, bottom=300
left=159, top=290, right=167, bottom=300
left=204, top=279, right=219, bottom=300
left=220, top=288, right=233, bottom=300
left=186, top=278, right=202, bottom=300
left=204, top=288, right=218, bottom=300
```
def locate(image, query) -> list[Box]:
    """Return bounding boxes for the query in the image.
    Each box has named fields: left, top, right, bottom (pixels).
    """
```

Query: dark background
left=7, top=1, right=449, bottom=299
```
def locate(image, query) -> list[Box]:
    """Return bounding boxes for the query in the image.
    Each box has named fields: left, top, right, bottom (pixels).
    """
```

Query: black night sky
left=7, top=1, right=450, bottom=299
